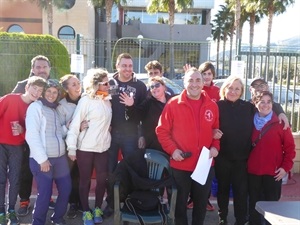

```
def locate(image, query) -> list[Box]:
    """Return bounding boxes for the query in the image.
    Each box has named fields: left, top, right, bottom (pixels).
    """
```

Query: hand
left=278, top=113, right=290, bottom=130
left=138, top=136, right=146, bottom=149
left=172, top=149, right=185, bottom=161
left=119, top=92, right=134, bottom=106
left=80, top=120, right=89, bottom=131
left=183, top=64, right=191, bottom=72
left=68, top=155, right=76, bottom=161
left=213, top=129, right=223, bottom=139
left=40, top=160, right=51, bottom=172
left=274, top=167, right=286, bottom=181
left=209, top=147, right=219, bottom=158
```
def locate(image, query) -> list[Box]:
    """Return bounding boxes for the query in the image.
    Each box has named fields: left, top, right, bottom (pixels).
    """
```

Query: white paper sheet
left=191, top=146, right=212, bottom=185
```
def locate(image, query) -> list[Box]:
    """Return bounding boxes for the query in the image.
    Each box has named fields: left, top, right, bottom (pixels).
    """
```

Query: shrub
left=0, top=32, right=70, bottom=96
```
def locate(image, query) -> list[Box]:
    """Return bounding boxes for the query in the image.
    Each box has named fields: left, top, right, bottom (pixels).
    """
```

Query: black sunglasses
left=99, top=81, right=109, bottom=86
left=150, top=83, right=161, bottom=89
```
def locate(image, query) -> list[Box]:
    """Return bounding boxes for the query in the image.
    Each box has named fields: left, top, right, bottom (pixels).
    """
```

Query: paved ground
left=16, top=173, right=300, bottom=225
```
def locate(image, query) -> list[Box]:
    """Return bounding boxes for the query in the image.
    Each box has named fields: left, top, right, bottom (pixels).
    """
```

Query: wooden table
left=255, top=201, right=300, bottom=225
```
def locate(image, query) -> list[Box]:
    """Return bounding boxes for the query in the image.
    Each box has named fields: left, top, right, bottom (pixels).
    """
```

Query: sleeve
left=281, top=127, right=296, bottom=172
left=210, top=105, right=220, bottom=150
left=155, top=103, right=178, bottom=155
left=25, top=103, right=48, bottom=164
left=56, top=103, right=68, bottom=135
left=65, top=98, right=88, bottom=155
left=273, top=102, right=285, bottom=115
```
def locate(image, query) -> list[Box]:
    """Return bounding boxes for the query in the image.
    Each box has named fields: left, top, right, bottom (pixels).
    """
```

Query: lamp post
left=137, top=35, right=143, bottom=73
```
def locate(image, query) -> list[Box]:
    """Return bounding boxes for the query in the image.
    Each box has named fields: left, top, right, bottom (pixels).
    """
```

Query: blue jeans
left=108, top=130, right=138, bottom=173
left=30, top=155, right=71, bottom=225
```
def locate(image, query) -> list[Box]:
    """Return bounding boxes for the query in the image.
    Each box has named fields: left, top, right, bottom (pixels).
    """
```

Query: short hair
left=145, top=60, right=162, bottom=73
left=116, top=53, right=132, bottom=66
left=148, top=76, right=166, bottom=86
left=83, top=68, right=109, bottom=98
left=59, top=74, right=78, bottom=91
left=219, top=75, right=244, bottom=100
left=26, top=76, right=47, bottom=88
left=198, top=61, right=216, bottom=78
left=31, top=55, right=51, bottom=68
left=252, top=91, right=273, bottom=105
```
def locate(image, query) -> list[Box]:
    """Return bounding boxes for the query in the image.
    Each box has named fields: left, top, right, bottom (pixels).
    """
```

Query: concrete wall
left=293, top=132, right=300, bottom=173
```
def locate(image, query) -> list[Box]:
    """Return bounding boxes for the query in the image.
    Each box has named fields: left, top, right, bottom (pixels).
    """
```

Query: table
left=255, top=201, right=300, bottom=225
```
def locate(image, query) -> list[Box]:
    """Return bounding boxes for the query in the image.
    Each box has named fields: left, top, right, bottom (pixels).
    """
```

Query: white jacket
left=57, top=98, right=77, bottom=133
left=66, top=94, right=112, bottom=156
left=25, top=101, right=66, bottom=164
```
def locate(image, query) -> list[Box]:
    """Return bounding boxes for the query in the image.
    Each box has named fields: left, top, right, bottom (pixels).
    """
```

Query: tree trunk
left=106, top=0, right=113, bottom=72
left=169, top=0, right=175, bottom=79
left=47, top=0, right=53, bottom=35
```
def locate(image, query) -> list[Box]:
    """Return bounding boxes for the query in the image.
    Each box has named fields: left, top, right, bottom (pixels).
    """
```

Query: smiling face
left=66, top=77, right=81, bottom=100
left=149, top=80, right=165, bottom=99
left=32, top=59, right=51, bottom=80
left=255, top=94, right=273, bottom=117
left=25, top=84, right=44, bottom=102
left=97, top=76, right=110, bottom=92
left=224, top=80, right=243, bottom=102
left=44, top=87, right=59, bottom=103
left=201, top=69, right=214, bottom=86
left=184, top=70, right=204, bottom=100
left=116, top=58, right=133, bottom=82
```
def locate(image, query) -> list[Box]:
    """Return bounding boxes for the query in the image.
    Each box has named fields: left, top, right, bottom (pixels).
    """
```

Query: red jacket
left=203, top=82, right=220, bottom=102
left=156, top=89, right=220, bottom=172
left=248, top=113, right=296, bottom=176
left=0, top=94, right=28, bottom=145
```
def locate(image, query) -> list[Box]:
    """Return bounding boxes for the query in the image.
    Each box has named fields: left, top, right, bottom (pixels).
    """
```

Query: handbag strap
left=252, top=123, right=275, bottom=147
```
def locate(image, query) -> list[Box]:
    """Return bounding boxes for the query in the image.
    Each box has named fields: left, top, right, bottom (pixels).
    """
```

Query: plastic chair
left=114, top=149, right=177, bottom=225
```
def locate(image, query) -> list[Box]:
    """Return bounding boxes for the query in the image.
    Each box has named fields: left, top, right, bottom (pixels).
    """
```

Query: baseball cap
left=250, top=77, right=267, bottom=87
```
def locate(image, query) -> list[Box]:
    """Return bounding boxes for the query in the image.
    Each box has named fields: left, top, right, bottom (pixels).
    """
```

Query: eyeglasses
left=252, top=83, right=267, bottom=89
left=150, top=83, right=161, bottom=89
left=99, top=81, right=109, bottom=86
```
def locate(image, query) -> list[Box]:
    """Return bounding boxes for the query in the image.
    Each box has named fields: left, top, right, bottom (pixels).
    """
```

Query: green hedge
left=0, top=32, right=70, bottom=96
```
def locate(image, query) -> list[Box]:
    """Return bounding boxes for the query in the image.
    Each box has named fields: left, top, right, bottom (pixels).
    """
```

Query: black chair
left=114, top=149, right=177, bottom=225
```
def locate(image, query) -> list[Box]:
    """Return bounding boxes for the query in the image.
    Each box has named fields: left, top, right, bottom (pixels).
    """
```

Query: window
left=58, top=26, right=75, bottom=39
left=7, top=24, right=24, bottom=33
left=56, top=0, right=76, bottom=10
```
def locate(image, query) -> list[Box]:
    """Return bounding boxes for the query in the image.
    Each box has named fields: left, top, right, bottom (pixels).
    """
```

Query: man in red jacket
left=156, top=67, right=220, bottom=225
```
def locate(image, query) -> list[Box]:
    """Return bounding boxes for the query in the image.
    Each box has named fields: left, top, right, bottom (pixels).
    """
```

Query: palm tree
left=212, top=12, right=223, bottom=77
left=88, top=0, right=127, bottom=72
left=147, top=0, right=193, bottom=79
left=260, top=0, right=295, bottom=79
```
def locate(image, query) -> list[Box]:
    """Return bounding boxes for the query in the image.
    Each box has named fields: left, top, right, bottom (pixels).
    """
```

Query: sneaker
left=0, top=213, right=7, bottom=225
left=206, top=201, right=215, bottom=211
left=102, top=206, right=113, bottom=219
left=49, top=198, right=55, bottom=210
left=7, top=210, right=19, bottom=225
left=187, top=200, right=193, bottom=209
left=219, top=220, right=228, bottom=225
left=17, top=200, right=30, bottom=216
left=93, top=207, right=103, bottom=224
left=82, top=211, right=94, bottom=225
left=67, top=204, right=78, bottom=219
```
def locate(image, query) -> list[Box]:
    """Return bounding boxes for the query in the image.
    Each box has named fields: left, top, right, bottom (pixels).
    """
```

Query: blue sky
left=212, top=0, right=300, bottom=45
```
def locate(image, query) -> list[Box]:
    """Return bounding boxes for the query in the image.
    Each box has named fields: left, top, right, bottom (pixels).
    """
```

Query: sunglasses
left=99, top=81, right=109, bottom=86
left=150, top=83, right=161, bottom=89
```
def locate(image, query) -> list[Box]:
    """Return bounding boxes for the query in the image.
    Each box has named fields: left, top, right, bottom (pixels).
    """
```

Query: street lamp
left=137, top=35, right=143, bottom=73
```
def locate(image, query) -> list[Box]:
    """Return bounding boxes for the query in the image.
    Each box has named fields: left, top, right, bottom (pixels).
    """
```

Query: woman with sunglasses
left=120, top=76, right=171, bottom=151
left=66, top=68, right=112, bottom=225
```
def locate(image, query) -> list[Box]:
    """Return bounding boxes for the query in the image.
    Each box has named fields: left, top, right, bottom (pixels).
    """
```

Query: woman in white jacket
left=66, top=68, right=112, bottom=225
left=26, top=79, right=71, bottom=225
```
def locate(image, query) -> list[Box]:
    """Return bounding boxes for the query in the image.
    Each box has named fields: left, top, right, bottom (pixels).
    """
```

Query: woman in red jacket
left=248, top=91, right=296, bottom=225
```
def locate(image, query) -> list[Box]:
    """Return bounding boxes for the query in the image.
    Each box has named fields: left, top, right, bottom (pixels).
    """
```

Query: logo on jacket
left=204, top=110, right=213, bottom=122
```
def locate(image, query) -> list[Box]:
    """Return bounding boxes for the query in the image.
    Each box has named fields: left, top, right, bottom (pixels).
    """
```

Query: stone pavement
left=16, top=173, right=300, bottom=225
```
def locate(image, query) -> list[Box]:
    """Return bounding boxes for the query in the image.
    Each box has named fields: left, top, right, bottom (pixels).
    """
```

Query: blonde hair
left=83, top=68, right=108, bottom=98
left=219, top=75, right=244, bottom=100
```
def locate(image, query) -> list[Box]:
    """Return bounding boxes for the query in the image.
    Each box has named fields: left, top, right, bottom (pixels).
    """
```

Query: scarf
left=66, top=94, right=80, bottom=105
left=254, top=111, right=273, bottom=130
left=96, top=91, right=109, bottom=97
left=40, top=98, right=58, bottom=109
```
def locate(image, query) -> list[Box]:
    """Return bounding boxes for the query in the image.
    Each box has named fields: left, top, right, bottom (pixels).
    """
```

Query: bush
left=0, top=32, right=70, bottom=96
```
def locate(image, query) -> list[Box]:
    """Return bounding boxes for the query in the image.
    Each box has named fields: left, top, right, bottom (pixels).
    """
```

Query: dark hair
left=31, top=55, right=51, bottom=68
left=198, top=61, right=216, bottom=78
left=145, top=60, right=162, bottom=73
left=252, top=91, right=273, bottom=105
left=43, top=79, right=62, bottom=102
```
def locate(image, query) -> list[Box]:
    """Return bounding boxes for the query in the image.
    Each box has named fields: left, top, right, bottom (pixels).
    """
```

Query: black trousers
left=248, top=174, right=282, bottom=225
left=19, top=142, right=33, bottom=202
left=215, top=157, right=248, bottom=225
left=172, top=167, right=214, bottom=225
left=67, top=158, right=80, bottom=205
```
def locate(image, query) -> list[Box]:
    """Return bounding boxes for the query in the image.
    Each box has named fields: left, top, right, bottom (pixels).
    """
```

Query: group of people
left=0, top=53, right=296, bottom=225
